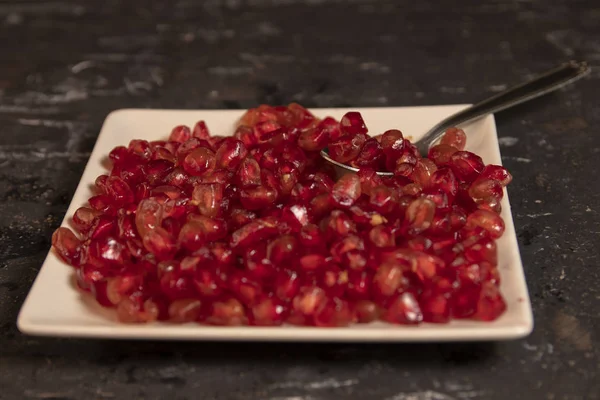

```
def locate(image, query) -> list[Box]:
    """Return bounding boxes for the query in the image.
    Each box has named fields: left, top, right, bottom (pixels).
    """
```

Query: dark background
left=1, top=1, right=599, bottom=399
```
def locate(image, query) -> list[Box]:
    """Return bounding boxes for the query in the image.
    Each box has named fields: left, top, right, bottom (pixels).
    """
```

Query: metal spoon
left=321, top=60, right=590, bottom=176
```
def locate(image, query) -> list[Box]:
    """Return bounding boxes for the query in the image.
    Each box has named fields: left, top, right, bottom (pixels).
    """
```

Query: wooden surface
left=0, top=1, right=599, bottom=399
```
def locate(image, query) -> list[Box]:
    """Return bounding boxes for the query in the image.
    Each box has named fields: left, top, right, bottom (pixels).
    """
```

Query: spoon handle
left=417, top=60, right=590, bottom=154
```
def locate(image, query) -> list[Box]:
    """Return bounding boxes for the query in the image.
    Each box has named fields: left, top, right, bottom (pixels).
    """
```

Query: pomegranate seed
left=240, top=185, right=278, bottom=210
left=252, top=296, right=288, bottom=326
left=72, top=207, right=100, bottom=234
left=420, top=290, right=450, bottom=323
left=369, top=185, right=397, bottom=214
left=372, top=262, right=406, bottom=298
left=475, top=283, right=506, bottom=321
left=353, top=300, right=380, bottom=323
left=347, top=270, right=372, bottom=300
left=192, top=183, right=224, bottom=218
left=267, top=235, right=298, bottom=266
left=405, top=198, right=436, bottom=234
left=314, top=297, right=352, bottom=327
left=480, top=164, right=512, bottom=186
left=293, top=286, right=327, bottom=316
left=236, top=157, right=262, bottom=187
left=230, top=217, right=279, bottom=249
left=208, top=298, right=248, bottom=326
left=182, top=147, right=216, bottom=176
left=328, top=134, right=367, bottom=164
left=298, top=126, right=329, bottom=151
left=449, top=151, right=485, bottom=183
left=52, top=227, right=81, bottom=266
left=383, top=292, right=423, bottom=324
left=169, top=125, right=192, bottom=143
left=357, top=167, right=384, bottom=196
left=466, top=209, right=505, bottom=239
left=369, top=225, right=396, bottom=248
left=428, top=144, right=458, bottom=166
left=331, top=173, right=361, bottom=207
left=325, top=210, right=357, bottom=238
left=169, top=299, right=202, bottom=323
left=143, top=227, right=176, bottom=260
left=353, top=138, right=384, bottom=169
left=340, top=111, right=368, bottom=136
left=192, top=120, right=210, bottom=140
left=439, top=127, right=467, bottom=150
left=468, top=178, right=503, bottom=202
left=215, top=138, right=248, bottom=170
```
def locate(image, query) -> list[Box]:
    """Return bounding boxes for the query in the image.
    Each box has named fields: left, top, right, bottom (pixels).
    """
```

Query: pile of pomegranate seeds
left=52, top=103, right=511, bottom=326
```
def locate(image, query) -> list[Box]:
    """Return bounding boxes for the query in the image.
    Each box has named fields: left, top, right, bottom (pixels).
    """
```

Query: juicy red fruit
left=52, top=104, right=510, bottom=327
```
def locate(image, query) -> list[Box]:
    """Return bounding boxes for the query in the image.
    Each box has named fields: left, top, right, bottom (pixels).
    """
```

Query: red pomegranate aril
left=192, top=183, right=224, bottom=218
left=230, top=217, right=279, bottom=249
left=169, top=125, right=192, bottom=143
left=383, top=292, right=423, bottom=324
left=430, top=167, right=458, bottom=197
left=128, top=139, right=153, bottom=161
left=353, top=138, right=383, bottom=168
left=340, top=111, right=368, bottom=136
left=299, top=223, right=324, bottom=247
left=353, top=300, right=380, bottom=323
left=331, top=173, right=361, bottom=207
left=143, top=227, right=176, bottom=260
left=357, top=167, right=384, bottom=196
left=193, top=268, right=222, bottom=297
left=449, top=151, right=485, bottom=183
left=88, top=215, right=117, bottom=240
left=466, top=209, right=505, bottom=239
left=405, top=198, right=436, bottom=235
left=275, top=270, right=301, bottom=300
left=298, top=125, right=329, bottom=151
left=465, top=236, right=498, bottom=264
left=314, top=297, right=352, bottom=327
left=428, top=144, right=458, bottom=166
left=52, top=227, right=81, bottom=266
left=293, top=286, right=327, bottom=316
left=420, top=291, right=450, bottom=323
left=468, top=178, right=503, bottom=202
left=325, top=210, right=357, bottom=238
left=347, top=270, right=371, bottom=300
left=252, top=296, right=288, bottom=326
left=369, top=185, right=397, bottom=214
left=108, top=146, right=130, bottom=166
left=373, top=262, right=406, bottom=298
left=240, top=185, right=278, bottom=210
left=281, top=204, right=310, bottom=231
left=380, top=129, right=404, bottom=149
left=236, top=157, right=262, bottom=187
left=369, top=225, right=396, bottom=248
left=234, top=125, right=258, bottom=147
left=169, top=299, right=202, bottom=323
left=208, top=298, right=248, bottom=326
left=440, top=127, right=467, bottom=150
left=72, top=207, right=100, bottom=234
left=135, top=198, right=163, bottom=238
left=328, top=133, right=367, bottom=164
left=182, top=147, right=216, bottom=176
left=474, top=282, right=506, bottom=321
left=480, top=164, right=512, bottom=186
left=267, top=235, right=298, bottom=266
left=192, top=120, right=210, bottom=140
left=215, top=138, right=248, bottom=170
left=410, top=159, right=438, bottom=189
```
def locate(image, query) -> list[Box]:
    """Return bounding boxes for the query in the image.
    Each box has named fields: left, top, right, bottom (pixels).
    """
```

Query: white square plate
left=18, top=105, right=533, bottom=341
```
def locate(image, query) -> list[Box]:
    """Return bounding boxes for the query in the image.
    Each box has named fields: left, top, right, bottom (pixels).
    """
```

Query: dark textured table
left=1, top=1, right=599, bottom=399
